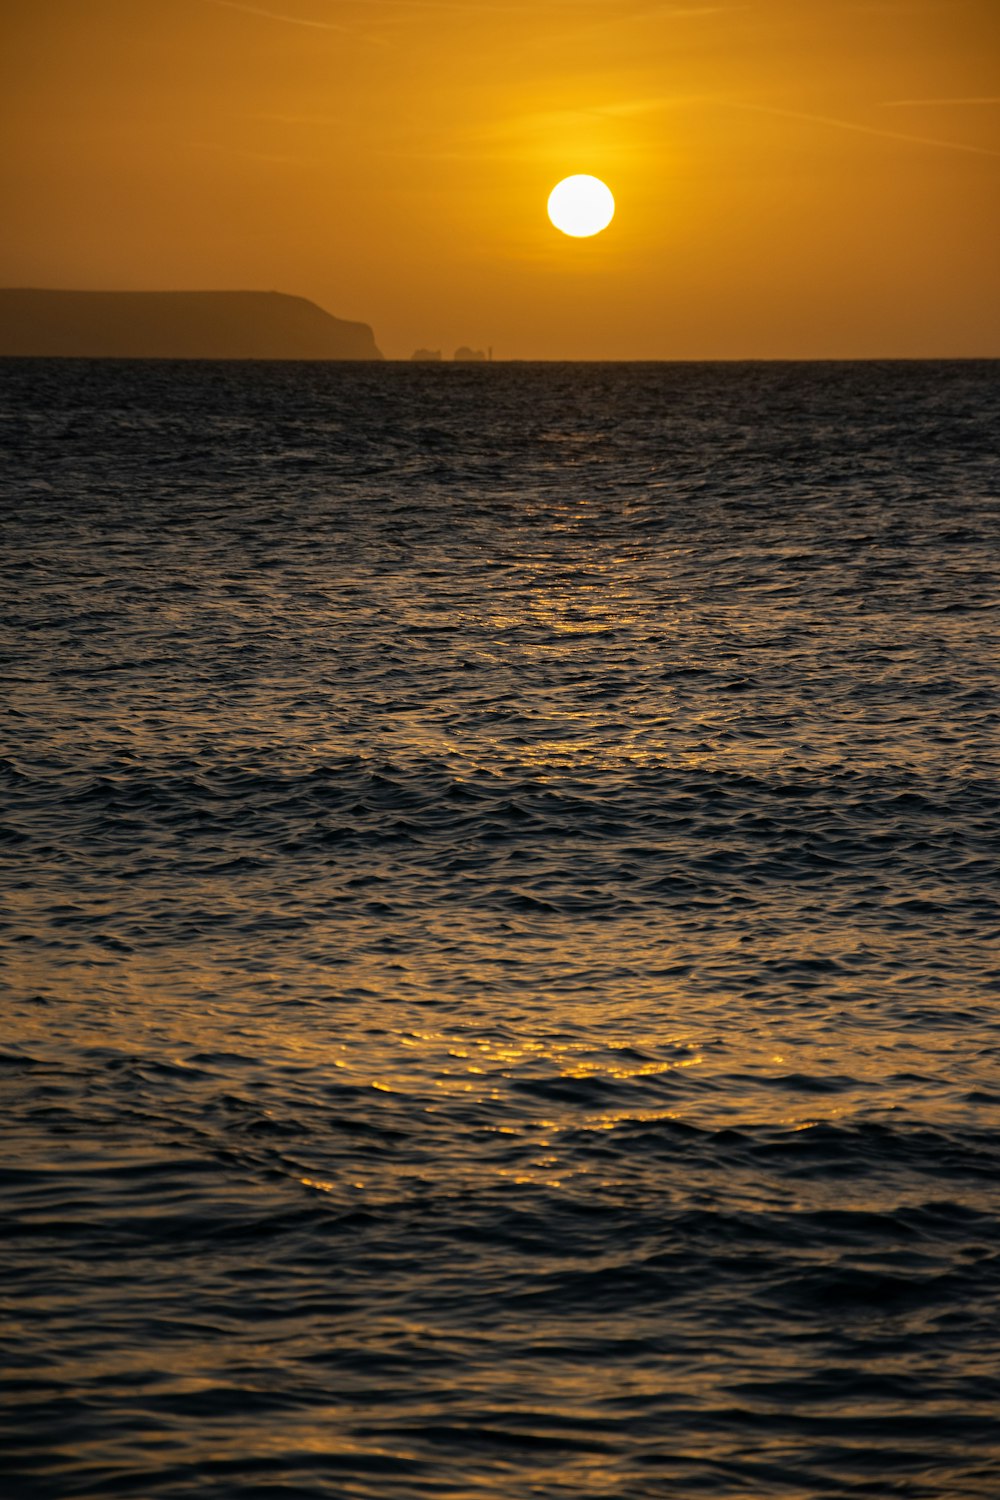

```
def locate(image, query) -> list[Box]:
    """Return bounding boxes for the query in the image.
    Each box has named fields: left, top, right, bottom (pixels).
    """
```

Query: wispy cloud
left=205, top=0, right=739, bottom=21
left=522, top=92, right=1000, bottom=160
left=202, top=0, right=383, bottom=42
left=190, top=138, right=304, bottom=166
left=732, top=100, right=1000, bottom=160
left=249, top=111, right=347, bottom=125
left=881, top=97, right=1000, bottom=108
left=376, top=0, right=739, bottom=8
left=627, top=3, right=743, bottom=14
left=374, top=87, right=1000, bottom=168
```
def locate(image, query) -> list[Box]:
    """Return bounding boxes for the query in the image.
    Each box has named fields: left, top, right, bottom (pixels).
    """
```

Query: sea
left=2, top=357, right=998, bottom=1499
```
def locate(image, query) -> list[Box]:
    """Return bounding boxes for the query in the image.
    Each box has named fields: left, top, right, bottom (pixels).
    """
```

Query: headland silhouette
left=0, top=289, right=382, bottom=360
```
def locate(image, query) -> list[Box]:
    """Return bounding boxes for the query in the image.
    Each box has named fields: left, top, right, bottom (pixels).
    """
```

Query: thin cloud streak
left=880, top=98, right=1000, bottom=108
left=373, top=88, right=1000, bottom=167
left=190, top=139, right=305, bottom=166
left=732, top=100, right=1000, bottom=160
left=206, top=0, right=741, bottom=21
left=590, top=93, right=1000, bottom=160
left=483, top=93, right=1000, bottom=161
left=202, top=0, right=385, bottom=42
left=375, top=0, right=739, bottom=8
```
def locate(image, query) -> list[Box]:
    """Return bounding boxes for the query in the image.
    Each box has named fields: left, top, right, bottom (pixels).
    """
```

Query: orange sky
left=2, top=0, right=998, bottom=358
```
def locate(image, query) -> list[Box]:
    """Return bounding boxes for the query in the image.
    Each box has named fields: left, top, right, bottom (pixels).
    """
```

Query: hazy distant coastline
left=0, top=289, right=382, bottom=360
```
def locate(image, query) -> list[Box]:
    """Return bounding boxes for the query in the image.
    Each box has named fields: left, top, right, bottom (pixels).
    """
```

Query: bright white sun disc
left=547, top=175, right=615, bottom=238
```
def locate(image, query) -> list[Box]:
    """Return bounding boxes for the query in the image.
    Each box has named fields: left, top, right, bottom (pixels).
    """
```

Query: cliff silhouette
left=0, top=290, right=382, bottom=360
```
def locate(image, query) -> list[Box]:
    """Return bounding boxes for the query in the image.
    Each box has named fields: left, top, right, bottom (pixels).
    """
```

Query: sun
left=547, top=175, right=615, bottom=238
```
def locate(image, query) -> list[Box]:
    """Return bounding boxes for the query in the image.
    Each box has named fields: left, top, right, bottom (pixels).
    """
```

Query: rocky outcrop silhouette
left=0, top=289, right=382, bottom=360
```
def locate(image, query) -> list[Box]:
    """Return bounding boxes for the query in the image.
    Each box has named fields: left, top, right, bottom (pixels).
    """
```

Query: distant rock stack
left=0, top=289, right=383, bottom=359
left=411, top=348, right=442, bottom=362
left=453, top=346, right=486, bottom=362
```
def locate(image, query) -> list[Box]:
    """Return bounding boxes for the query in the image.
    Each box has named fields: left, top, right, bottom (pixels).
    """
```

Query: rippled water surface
left=2, top=359, right=999, bottom=1498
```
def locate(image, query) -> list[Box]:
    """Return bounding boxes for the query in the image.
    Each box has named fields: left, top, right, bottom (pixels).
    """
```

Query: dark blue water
left=2, top=358, right=999, bottom=1498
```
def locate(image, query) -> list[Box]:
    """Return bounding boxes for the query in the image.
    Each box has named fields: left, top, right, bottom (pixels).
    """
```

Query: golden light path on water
left=4, top=361, right=998, bottom=1498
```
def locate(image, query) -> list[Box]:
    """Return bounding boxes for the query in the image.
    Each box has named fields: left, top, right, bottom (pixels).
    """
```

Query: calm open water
left=2, top=358, right=999, bottom=1499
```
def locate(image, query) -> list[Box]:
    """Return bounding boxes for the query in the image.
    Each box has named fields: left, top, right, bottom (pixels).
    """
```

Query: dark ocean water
left=2, top=358, right=999, bottom=1499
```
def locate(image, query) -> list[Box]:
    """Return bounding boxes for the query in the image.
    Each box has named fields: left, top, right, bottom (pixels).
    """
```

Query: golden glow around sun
left=547, top=175, right=615, bottom=238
